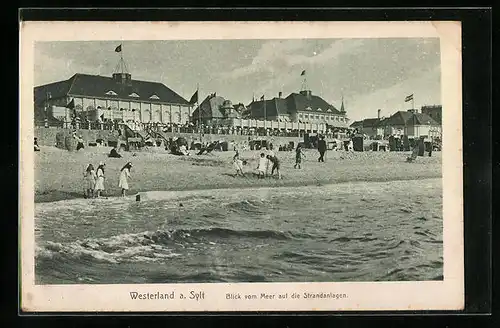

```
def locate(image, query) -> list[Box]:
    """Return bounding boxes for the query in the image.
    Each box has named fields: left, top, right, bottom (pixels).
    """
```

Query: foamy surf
left=35, top=178, right=443, bottom=284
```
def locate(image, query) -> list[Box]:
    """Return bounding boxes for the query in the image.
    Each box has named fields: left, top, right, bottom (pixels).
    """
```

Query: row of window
left=303, top=106, right=334, bottom=112
left=298, top=113, right=345, bottom=121
left=105, top=90, right=160, bottom=100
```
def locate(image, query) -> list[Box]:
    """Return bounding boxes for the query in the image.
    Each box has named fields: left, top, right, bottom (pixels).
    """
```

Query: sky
left=34, top=38, right=441, bottom=122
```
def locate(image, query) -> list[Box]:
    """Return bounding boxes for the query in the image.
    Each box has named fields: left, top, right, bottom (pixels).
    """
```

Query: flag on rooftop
left=301, top=70, right=306, bottom=76
left=115, top=44, right=122, bottom=53
left=260, top=95, right=265, bottom=101
left=404, top=94, right=414, bottom=102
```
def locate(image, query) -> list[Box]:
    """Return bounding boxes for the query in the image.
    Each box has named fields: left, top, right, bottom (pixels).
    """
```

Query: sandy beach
left=34, top=146, right=442, bottom=203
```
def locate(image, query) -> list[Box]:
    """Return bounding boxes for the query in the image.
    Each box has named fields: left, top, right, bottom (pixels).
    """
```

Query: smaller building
left=191, top=93, right=241, bottom=126
left=381, top=110, right=441, bottom=139
left=420, top=105, right=442, bottom=125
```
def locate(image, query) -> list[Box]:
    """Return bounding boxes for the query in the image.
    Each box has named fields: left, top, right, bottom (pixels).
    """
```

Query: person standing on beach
left=232, top=150, right=245, bottom=177
left=317, top=135, right=327, bottom=162
left=267, top=154, right=282, bottom=179
left=294, top=144, right=305, bottom=169
left=119, top=162, right=133, bottom=197
left=257, top=152, right=267, bottom=179
left=83, top=164, right=96, bottom=198
left=76, top=135, right=85, bottom=151
left=95, top=162, right=106, bottom=198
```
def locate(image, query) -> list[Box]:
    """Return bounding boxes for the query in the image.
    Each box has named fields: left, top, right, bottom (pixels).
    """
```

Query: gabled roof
left=34, top=73, right=190, bottom=105
left=247, top=98, right=288, bottom=118
left=34, top=79, right=73, bottom=107
left=385, top=111, right=414, bottom=126
left=350, top=120, right=363, bottom=128
left=362, top=118, right=381, bottom=128
left=285, top=92, right=341, bottom=114
left=192, top=95, right=241, bottom=120
left=408, top=113, right=439, bottom=126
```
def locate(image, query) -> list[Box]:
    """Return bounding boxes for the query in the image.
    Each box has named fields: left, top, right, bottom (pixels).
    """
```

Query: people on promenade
left=119, top=162, right=132, bottom=197
left=317, top=135, right=327, bottom=162
left=83, top=164, right=96, bottom=198
left=294, top=144, right=305, bottom=169
left=95, top=162, right=106, bottom=198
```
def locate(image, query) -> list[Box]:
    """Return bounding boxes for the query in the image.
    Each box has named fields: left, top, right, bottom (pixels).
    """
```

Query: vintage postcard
left=20, top=21, right=464, bottom=312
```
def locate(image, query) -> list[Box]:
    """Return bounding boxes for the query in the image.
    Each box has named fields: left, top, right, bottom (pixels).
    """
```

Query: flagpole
left=197, top=84, right=201, bottom=142
left=412, top=95, right=415, bottom=112
left=263, top=95, right=267, bottom=133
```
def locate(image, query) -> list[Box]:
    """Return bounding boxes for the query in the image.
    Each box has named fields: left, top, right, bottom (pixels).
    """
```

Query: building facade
left=245, top=90, right=349, bottom=128
left=380, top=110, right=441, bottom=138
left=191, top=93, right=241, bottom=126
left=420, top=105, right=442, bottom=125
left=34, top=72, right=193, bottom=126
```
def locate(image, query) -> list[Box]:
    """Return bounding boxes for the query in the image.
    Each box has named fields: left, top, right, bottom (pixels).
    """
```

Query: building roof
left=247, top=98, right=288, bottom=118
left=247, top=91, right=342, bottom=119
left=349, top=120, right=363, bottom=128
left=34, top=73, right=190, bottom=106
left=385, top=111, right=414, bottom=126
left=408, top=112, right=440, bottom=126
left=192, top=94, right=241, bottom=120
left=362, top=118, right=381, bottom=128
left=34, top=80, right=73, bottom=107
left=286, top=91, right=341, bottom=114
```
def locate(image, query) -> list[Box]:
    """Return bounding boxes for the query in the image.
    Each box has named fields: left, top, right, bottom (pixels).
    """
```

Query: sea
left=34, top=178, right=443, bottom=284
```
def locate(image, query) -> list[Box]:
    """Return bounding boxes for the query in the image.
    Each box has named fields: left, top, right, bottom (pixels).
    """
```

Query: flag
left=189, top=90, right=198, bottom=104
left=301, top=70, right=306, bottom=76
left=404, top=94, right=414, bottom=102
left=115, top=44, right=122, bottom=52
left=66, top=99, right=75, bottom=109
left=260, top=95, right=264, bottom=101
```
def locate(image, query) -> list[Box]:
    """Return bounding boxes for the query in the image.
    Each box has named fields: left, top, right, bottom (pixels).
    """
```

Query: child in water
left=257, top=152, right=267, bottom=179
left=119, top=162, right=133, bottom=197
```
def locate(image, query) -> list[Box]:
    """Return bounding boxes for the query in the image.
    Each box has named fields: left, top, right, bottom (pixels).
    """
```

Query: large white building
left=34, top=58, right=193, bottom=127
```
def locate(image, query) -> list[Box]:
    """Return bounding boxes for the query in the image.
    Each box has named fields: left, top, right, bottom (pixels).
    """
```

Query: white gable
left=149, top=94, right=160, bottom=100
left=106, top=90, right=118, bottom=96
left=317, top=108, right=322, bottom=111
left=129, top=92, right=140, bottom=98
left=326, top=108, right=332, bottom=112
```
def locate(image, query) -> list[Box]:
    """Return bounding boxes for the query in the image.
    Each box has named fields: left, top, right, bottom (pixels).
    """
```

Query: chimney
left=377, top=109, right=381, bottom=119
left=278, top=91, right=282, bottom=98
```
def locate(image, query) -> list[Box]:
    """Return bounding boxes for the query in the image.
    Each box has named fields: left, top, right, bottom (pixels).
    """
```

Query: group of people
left=83, top=161, right=133, bottom=198
left=230, top=135, right=331, bottom=179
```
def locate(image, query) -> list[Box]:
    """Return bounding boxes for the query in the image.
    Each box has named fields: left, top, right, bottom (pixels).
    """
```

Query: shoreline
left=34, top=146, right=442, bottom=204
left=35, top=174, right=442, bottom=204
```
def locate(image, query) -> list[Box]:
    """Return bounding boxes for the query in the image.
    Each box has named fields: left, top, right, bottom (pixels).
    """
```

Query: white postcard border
left=20, top=20, right=464, bottom=312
